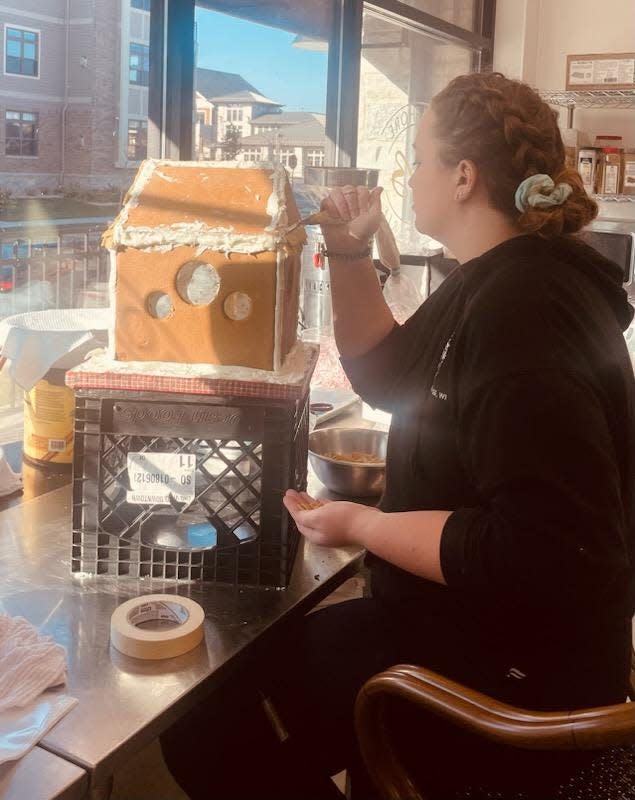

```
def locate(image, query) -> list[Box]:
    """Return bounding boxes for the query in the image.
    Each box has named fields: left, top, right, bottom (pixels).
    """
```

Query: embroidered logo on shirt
left=505, top=667, right=527, bottom=680
left=430, top=335, right=454, bottom=401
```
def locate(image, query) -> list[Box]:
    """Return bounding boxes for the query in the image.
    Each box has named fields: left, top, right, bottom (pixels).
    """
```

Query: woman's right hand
left=320, top=185, right=384, bottom=255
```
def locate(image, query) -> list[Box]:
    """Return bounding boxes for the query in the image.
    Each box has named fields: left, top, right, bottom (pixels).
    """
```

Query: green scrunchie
left=514, top=174, right=573, bottom=213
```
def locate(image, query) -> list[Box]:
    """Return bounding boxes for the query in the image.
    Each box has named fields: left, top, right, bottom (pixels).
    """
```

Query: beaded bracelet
left=314, top=245, right=371, bottom=267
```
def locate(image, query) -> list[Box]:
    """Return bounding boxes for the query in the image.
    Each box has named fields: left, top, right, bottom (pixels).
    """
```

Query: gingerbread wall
left=115, top=245, right=279, bottom=370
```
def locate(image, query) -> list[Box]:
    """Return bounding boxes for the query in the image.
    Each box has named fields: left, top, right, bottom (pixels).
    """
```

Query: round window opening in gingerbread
left=176, top=262, right=221, bottom=306
left=224, top=291, right=253, bottom=321
left=147, top=291, right=174, bottom=320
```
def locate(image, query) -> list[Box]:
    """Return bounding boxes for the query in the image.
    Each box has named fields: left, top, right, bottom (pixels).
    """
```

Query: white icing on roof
left=109, top=159, right=296, bottom=254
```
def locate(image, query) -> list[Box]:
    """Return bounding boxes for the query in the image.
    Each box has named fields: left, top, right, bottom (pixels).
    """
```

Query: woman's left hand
left=283, top=489, right=379, bottom=548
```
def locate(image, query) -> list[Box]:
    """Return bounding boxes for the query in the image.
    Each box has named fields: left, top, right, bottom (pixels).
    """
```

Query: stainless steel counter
left=0, top=484, right=363, bottom=793
left=0, top=746, right=87, bottom=800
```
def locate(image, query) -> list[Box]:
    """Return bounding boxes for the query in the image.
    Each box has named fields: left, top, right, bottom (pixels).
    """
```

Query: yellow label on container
left=24, top=378, right=74, bottom=465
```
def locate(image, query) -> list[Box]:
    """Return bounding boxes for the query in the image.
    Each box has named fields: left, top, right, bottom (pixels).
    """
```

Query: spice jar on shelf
left=594, top=135, right=623, bottom=195
left=598, top=148, right=623, bottom=195
left=622, top=150, right=635, bottom=196
left=577, top=148, right=598, bottom=194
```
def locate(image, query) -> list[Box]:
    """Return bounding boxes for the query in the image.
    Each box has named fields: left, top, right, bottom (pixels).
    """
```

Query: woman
left=161, top=73, right=635, bottom=799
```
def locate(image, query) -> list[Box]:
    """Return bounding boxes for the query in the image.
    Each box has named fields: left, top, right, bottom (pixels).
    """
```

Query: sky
left=195, top=9, right=328, bottom=113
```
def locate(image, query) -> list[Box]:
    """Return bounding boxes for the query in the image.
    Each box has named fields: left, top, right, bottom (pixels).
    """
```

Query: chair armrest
left=354, top=664, right=635, bottom=800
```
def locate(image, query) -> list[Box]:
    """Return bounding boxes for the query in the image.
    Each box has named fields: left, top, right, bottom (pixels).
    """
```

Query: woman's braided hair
left=430, top=72, right=598, bottom=238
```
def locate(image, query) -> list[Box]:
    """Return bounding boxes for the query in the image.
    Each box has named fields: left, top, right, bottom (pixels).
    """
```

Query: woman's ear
left=454, top=159, right=477, bottom=202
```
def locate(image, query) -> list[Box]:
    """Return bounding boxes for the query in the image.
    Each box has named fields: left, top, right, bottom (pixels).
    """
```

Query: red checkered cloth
left=66, top=347, right=318, bottom=402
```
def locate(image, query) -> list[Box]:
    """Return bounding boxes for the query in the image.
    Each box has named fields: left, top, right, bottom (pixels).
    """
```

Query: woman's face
left=408, top=110, right=457, bottom=242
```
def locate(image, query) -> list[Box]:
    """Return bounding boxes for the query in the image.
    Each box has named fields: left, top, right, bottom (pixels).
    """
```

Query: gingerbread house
left=103, top=160, right=306, bottom=371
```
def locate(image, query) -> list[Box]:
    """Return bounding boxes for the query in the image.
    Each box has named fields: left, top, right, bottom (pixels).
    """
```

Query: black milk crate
left=71, top=387, right=310, bottom=587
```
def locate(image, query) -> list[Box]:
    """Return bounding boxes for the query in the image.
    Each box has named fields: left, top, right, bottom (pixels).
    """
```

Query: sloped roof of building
left=251, top=111, right=326, bottom=127
left=211, top=89, right=283, bottom=106
left=241, top=120, right=326, bottom=148
left=195, top=68, right=260, bottom=100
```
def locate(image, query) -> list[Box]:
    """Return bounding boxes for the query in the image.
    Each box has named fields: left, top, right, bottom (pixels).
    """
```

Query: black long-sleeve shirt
left=342, top=233, right=635, bottom=710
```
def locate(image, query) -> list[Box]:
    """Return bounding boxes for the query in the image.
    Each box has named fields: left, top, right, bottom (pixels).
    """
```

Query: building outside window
left=5, top=111, right=38, bottom=156
left=306, top=148, right=324, bottom=167
left=129, top=42, right=149, bottom=86
left=127, top=119, right=147, bottom=160
left=5, top=26, right=39, bottom=77
left=131, top=0, right=151, bottom=10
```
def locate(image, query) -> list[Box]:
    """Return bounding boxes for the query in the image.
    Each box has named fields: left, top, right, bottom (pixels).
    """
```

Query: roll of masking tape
left=110, top=594, right=205, bottom=660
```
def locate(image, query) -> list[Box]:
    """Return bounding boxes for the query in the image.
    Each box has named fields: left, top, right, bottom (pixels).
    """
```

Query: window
left=127, top=119, right=148, bottom=160
left=129, top=43, right=149, bottom=86
left=5, top=111, right=38, bottom=156
left=242, top=148, right=262, bottom=161
left=279, top=148, right=296, bottom=167
left=306, top=148, right=324, bottom=167
left=5, top=27, right=39, bottom=77
left=194, top=3, right=329, bottom=170
left=131, top=0, right=151, bottom=10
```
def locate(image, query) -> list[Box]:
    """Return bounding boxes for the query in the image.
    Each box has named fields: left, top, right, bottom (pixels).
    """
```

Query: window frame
left=325, top=0, right=495, bottom=166
left=306, top=148, right=325, bottom=167
left=279, top=148, right=297, bottom=167
left=365, top=1, right=493, bottom=52
left=242, top=147, right=262, bottom=162
left=5, top=109, right=39, bottom=158
left=127, top=117, right=148, bottom=161
left=129, top=41, right=150, bottom=86
left=3, top=23, right=41, bottom=80
left=149, top=0, right=495, bottom=165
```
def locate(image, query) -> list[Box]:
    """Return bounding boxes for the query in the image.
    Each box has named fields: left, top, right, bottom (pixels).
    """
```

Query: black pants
left=160, top=597, right=594, bottom=800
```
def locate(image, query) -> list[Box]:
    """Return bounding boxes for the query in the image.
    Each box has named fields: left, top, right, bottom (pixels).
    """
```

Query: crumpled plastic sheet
left=0, top=693, right=77, bottom=765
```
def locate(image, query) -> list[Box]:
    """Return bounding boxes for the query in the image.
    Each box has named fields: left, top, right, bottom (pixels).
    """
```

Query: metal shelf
left=593, top=194, right=635, bottom=203
left=541, top=88, right=635, bottom=109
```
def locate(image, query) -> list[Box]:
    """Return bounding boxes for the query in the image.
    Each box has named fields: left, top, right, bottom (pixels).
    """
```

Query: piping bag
left=291, top=208, right=421, bottom=324
left=288, top=209, right=399, bottom=271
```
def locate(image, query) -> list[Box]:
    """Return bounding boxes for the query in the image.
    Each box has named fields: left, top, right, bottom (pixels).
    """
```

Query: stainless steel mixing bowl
left=308, top=427, right=387, bottom=497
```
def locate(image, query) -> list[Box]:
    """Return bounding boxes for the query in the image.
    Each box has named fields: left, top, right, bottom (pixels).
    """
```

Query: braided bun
left=430, top=73, right=598, bottom=238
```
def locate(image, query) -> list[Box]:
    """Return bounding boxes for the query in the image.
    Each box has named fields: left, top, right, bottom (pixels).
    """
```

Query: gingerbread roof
left=104, top=160, right=305, bottom=254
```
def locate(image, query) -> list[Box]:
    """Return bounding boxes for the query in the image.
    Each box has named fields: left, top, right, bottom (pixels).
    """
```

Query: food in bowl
left=308, top=427, right=388, bottom=497
left=323, top=451, right=385, bottom=464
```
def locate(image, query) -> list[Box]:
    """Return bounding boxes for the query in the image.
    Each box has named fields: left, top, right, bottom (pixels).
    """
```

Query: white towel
left=0, top=615, right=77, bottom=763
left=0, top=616, right=67, bottom=712
left=0, top=307, right=110, bottom=391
